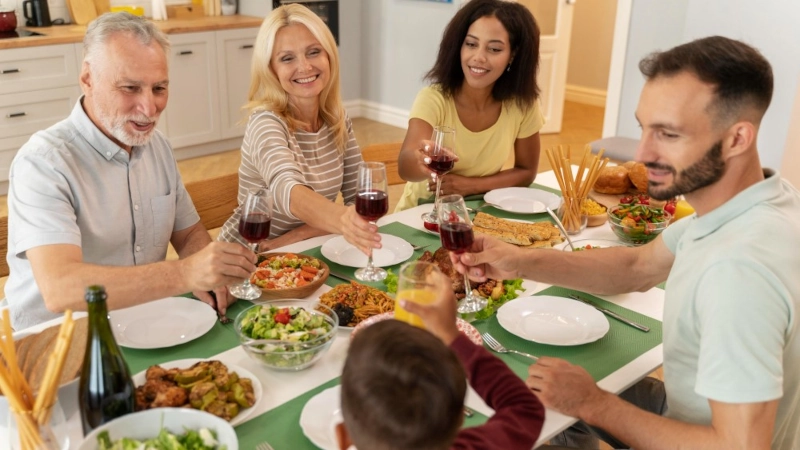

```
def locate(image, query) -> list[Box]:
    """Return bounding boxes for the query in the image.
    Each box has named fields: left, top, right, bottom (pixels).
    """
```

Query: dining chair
left=0, top=215, right=8, bottom=278
left=362, top=142, right=404, bottom=186
left=184, top=173, right=240, bottom=231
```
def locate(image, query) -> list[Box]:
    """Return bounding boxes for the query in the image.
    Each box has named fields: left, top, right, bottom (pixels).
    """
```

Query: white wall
left=610, top=0, right=800, bottom=170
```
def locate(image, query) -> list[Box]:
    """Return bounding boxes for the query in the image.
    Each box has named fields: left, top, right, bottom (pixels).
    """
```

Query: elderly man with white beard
left=4, top=12, right=256, bottom=330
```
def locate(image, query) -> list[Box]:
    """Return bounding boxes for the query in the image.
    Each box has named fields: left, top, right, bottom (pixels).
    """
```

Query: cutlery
left=463, top=406, right=475, bottom=418
left=255, top=442, right=275, bottom=450
left=411, top=243, right=430, bottom=251
left=481, top=332, right=538, bottom=361
left=208, top=291, right=232, bottom=324
left=569, top=295, right=650, bottom=332
left=545, top=206, right=575, bottom=251
left=328, top=269, right=358, bottom=283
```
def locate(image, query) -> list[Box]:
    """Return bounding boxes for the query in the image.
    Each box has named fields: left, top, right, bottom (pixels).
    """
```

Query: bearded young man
left=450, top=36, right=800, bottom=449
left=4, top=12, right=256, bottom=330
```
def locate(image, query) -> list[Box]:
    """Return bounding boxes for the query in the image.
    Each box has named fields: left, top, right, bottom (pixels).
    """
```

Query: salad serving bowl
left=234, top=300, right=338, bottom=371
left=607, top=204, right=671, bottom=245
left=254, top=253, right=329, bottom=301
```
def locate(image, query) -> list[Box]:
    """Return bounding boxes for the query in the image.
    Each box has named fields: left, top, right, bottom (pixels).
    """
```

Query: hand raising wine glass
left=437, top=194, right=487, bottom=314
left=354, top=162, right=389, bottom=282
left=421, top=125, right=456, bottom=230
left=228, top=187, right=272, bottom=300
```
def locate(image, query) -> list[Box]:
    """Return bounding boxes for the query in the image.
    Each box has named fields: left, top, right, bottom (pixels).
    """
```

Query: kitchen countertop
left=0, top=15, right=263, bottom=50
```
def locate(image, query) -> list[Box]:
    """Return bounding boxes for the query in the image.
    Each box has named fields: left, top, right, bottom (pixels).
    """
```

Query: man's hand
left=340, top=205, right=381, bottom=256
left=450, top=234, right=522, bottom=282
left=397, top=271, right=460, bottom=345
left=193, top=285, right=236, bottom=316
left=182, top=241, right=256, bottom=292
left=526, top=356, right=610, bottom=419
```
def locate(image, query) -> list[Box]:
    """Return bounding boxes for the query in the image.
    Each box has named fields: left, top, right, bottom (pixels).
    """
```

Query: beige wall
left=780, top=74, right=800, bottom=188
left=566, top=0, right=617, bottom=91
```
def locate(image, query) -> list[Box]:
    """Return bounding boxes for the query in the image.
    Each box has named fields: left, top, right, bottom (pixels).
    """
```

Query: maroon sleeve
left=450, top=334, right=544, bottom=450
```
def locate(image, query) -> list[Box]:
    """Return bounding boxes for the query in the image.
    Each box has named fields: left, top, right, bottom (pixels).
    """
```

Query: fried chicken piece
left=145, top=365, right=169, bottom=381
left=476, top=279, right=500, bottom=298
left=150, top=385, right=188, bottom=408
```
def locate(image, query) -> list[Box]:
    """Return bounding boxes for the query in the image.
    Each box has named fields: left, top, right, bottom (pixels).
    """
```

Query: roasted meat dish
left=419, top=247, right=504, bottom=299
left=135, top=360, right=255, bottom=422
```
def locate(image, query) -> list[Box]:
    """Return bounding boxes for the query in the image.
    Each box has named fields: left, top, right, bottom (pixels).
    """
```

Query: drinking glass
left=437, top=194, right=487, bottom=314
left=228, top=187, right=273, bottom=300
left=420, top=126, right=456, bottom=230
left=354, top=162, right=389, bottom=282
left=394, top=261, right=443, bottom=328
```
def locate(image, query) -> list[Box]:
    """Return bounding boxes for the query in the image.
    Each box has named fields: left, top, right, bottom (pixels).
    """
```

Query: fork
left=255, top=442, right=275, bottom=450
left=481, top=333, right=538, bottom=361
left=411, top=243, right=430, bottom=251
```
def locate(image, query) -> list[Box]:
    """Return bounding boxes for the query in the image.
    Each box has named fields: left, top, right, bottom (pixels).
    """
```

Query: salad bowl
left=234, top=300, right=338, bottom=371
left=253, top=253, right=329, bottom=301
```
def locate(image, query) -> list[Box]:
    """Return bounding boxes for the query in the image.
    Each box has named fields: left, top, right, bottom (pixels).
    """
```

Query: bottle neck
left=87, top=299, right=112, bottom=333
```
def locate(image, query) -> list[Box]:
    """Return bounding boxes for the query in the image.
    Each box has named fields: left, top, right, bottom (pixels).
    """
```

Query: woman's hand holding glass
left=340, top=205, right=381, bottom=256
left=228, top=187, right=273, bottom=300
left=437, top=194, right=488, bottom=314
left=421, top=126, right=457, bottom=226
left=354, top=162, right=390, bottom=282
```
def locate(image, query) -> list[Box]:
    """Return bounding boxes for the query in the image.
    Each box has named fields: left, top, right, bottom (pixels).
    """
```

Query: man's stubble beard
left=647, top=140, right=725, bottom=200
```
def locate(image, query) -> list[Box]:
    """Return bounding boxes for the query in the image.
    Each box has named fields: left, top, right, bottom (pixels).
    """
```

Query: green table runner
left=234, top=378, right=489, bottom=449
left=472, top=286, right=663, bottom=381
left=121, top=300, right=253, bottom=374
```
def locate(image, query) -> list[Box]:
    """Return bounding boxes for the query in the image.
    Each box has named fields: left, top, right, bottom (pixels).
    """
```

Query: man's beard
left=91, top=96, right=158, bottom=148
left=646, top=140, right=725, bottom=200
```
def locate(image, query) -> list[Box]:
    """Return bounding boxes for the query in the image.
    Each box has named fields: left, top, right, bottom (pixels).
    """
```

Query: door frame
left=602, top=0, right=633, bottom=138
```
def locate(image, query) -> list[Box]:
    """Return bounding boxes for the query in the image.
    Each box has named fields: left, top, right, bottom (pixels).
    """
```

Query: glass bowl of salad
left=607, top=200, right=671, bottom=246
left=234, top=300, right=338, bottom=371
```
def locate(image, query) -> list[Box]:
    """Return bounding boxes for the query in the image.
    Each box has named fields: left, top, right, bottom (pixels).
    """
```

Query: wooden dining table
left=4, top=169, right=665, bottom=449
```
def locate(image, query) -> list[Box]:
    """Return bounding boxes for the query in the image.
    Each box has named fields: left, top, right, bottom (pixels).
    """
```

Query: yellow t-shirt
left=395, top=85, right=545, bottom=211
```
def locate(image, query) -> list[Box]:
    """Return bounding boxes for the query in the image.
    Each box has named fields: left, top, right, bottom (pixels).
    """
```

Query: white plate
left=484, top=187, right=561, bottom=214
left=558, top=238, right=631, bottom=252
left=110, top=297, right=216, bottom=349
left=321, top=234, right=414, bottom=268
left=300, top=385, right=341, bottom=450
left=132, top=358, right=263, bottom=427
left=497, top=295, right=609, bottom=345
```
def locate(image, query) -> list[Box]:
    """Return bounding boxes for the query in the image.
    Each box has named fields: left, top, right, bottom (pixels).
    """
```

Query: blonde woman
left=219, top=4, right=379, bottom=255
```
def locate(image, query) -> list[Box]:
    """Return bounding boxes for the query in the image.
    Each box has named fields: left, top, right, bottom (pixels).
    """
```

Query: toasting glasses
left=420, top=126, right=456, bottom=229
left=354, top=162, right=389, bottom=282
left=228, top=187, right=273, bottom=300
left=437, top=194, right=488, bottom=314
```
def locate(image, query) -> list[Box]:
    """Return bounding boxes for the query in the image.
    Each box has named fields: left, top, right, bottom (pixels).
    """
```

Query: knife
left=569, top=295, right=650, bottom=332
left=328, top=269, right=357, bottom=283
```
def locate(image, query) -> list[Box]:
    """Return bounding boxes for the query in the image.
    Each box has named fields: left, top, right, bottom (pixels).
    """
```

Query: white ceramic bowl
left=559, top=238, right=632, bottom=252
left=77, top=408, right=238, bottom=450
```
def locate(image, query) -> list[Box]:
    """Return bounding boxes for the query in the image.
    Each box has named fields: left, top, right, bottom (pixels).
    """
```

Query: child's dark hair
left=341, top=320, right=467, bottom=450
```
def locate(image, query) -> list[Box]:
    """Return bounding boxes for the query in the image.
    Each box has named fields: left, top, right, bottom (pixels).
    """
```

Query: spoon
left=545, top=206, right=575, bottom=251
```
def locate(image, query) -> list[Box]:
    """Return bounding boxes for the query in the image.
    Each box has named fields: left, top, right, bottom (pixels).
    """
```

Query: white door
left=515, top=0, right=575, bottom=134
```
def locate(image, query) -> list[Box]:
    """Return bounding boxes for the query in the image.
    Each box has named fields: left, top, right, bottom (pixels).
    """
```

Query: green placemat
left=122, top=300, right=254, bottom=374
left=235, top=377, right=489, bottom=449
left=303, top=222, right=440, bottom=290
left=472, top=286, right=663, bottom=381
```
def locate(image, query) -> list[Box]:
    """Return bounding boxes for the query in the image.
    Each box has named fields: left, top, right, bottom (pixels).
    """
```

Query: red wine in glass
left=239, top=212, right=271, bottom=243
left=356, top=190, right=389, bottom=222
left=440, top=222, right=474, bottom=254
left=427, top=154, right=455, bottom=175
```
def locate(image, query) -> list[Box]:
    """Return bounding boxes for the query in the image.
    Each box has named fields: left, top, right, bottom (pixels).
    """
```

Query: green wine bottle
left=78, top=285, right=135, bottom=435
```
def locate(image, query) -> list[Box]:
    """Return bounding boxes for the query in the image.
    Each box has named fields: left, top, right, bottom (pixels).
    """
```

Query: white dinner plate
left=497, top=295, right=609, bottom=345
left=321, top=234, right=414, bottom=268
left=132, top=358, right=263, bottom=428
left=300, top=385, right=341, bottom=450
left=484, top=187, right=561, bottom=214
left=110, top=297, right=216, bottom=349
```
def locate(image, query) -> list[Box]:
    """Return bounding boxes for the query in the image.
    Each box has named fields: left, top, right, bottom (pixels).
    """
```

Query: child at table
left=395, top=0, right=545, bottom=211
left=334, top=273, right=544, bottom=450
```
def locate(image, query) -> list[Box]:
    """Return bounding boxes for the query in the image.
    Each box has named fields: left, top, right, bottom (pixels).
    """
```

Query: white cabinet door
left=0, top=44, right=80, bottom=96
left=216, top=28, right=258, bottom=139
left=0, top=86, right=81, bottom=141
left=164, top=31, right=222, bottom=148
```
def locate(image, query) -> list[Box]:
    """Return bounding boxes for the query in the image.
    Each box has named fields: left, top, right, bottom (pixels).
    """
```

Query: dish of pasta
left=318, top=281, right=395, bottom=327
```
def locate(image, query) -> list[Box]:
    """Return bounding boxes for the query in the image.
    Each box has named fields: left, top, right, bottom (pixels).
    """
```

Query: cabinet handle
left=7, top=112, right=26, bottom=118
left=240, top=44, right=254, bottom=50
left=178, top=50, right=194, bottom=55
left=1, top=68, right=20, bottom=74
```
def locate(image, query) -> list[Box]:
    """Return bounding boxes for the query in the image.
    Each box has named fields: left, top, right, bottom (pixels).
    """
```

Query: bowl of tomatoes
left=252, top=253, right=329, bottom=300
left=607, top=197, right=671, bottom=246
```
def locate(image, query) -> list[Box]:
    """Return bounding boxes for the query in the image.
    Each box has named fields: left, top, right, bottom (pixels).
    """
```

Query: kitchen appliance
left=273, top=0, right=338, bottom=44
left=0, top=8, right=17, bottom=32
left=23, top=0, right=52, bottom=27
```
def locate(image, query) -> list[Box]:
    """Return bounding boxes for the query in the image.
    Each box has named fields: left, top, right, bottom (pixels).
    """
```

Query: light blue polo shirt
left=661, top=171, right=800, bottom=449
left=5, top=99, right=200, bottom=330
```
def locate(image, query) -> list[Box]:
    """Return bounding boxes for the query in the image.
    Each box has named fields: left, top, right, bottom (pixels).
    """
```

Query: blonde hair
left=247, top=4, right=347, bottom=151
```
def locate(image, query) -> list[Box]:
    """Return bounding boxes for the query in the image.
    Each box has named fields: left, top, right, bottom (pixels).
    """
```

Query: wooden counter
left=0, top=15, right=263, bottom=50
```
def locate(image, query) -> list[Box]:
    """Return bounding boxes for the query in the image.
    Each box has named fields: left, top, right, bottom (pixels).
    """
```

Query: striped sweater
left=218, top=110, right=362, bottom=245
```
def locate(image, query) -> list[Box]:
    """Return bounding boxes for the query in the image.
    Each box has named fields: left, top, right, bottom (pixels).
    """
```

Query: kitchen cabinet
left=216, top=28, right=258, bottom=139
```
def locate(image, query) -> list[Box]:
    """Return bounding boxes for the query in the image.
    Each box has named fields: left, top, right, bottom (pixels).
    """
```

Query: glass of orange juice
left=394, top=261, right=442, bottom=329
left=673, top=198, right=695, bottom=221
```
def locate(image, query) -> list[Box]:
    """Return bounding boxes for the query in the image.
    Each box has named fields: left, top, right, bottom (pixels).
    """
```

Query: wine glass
left=437, top=194, right=487, bottom=314
left=394, top=261, right=443, bottom=329
left=420, top=125, right=456, bottom=230
left=228, top=187, right=273, bottom=300
left=354, top=162, right=389, bottom=282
